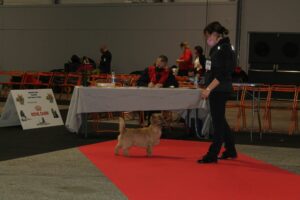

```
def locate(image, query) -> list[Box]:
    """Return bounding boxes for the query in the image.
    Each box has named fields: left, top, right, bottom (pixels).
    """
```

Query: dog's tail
left=119, top=117, right=126, bottom=134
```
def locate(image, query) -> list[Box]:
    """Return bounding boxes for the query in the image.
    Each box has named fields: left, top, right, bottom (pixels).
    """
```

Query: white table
left=65, top=86, right=206, bottom=135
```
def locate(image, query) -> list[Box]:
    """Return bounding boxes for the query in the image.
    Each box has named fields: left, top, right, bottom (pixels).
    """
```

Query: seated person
left=137, top=55, right=178, bottom=125
left=137, top=55, right=178, bottom=88
left=232, top=66, right=248, bottom=83
left=76, top=56, right=95, bottom=73
left=64, top=54, right=81, bottom=72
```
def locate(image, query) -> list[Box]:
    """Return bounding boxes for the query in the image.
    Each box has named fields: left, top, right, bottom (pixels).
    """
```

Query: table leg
left=81, top=113, right=88, bottom=138
left=194, top=109, right=201, bottom=139
left=251, top=90, right=255, bottom=142
left=185, top=109, right=190, bottom=135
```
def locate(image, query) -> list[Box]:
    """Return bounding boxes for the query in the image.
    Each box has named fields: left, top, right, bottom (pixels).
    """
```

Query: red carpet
left=79, top=140, right=300, bottom=200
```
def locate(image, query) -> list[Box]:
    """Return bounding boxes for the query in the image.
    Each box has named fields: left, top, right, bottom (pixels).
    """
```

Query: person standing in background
left=194, top=45, right=206, bottom=78
left=98, top=45, right=112, bottom=74
left=198, top=21, right=237, bottom=164
left=176, top=42, right=193, bottom=76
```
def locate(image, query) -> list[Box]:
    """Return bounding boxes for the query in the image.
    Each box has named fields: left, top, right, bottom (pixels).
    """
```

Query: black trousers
left=207, top=91, right=236, bottom=158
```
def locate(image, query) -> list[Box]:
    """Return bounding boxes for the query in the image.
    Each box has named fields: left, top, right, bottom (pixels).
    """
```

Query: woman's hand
left=201, top=79, right=219, bottom=99
left=201, top=88, right=211, bottom=99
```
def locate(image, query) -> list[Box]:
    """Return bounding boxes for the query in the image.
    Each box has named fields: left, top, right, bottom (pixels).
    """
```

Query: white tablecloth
left=0, top=93, right=20, bottom=127
left=65, top=86, right=205, bottom=133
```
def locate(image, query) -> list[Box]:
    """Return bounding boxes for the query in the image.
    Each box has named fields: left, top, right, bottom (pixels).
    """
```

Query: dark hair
left=180, top=42, right=189, bottom=48
left=204, top=21, right=229, bottom=36
left=158, top=55, right=168, bottom=63
left=194, top=45, right=204, bottom=55
left=71, top=54, right=81, bottom=63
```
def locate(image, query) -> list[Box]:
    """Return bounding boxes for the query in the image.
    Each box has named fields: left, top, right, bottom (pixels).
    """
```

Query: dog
left=115, top=113, right=165, bottom=157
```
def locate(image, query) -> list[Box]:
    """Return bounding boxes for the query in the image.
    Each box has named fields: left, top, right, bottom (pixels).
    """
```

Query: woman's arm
left=201, top=78, right=220, bottom=99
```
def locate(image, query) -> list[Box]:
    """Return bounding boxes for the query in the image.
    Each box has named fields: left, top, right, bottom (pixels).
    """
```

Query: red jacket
left=76, top=64, right=94, bottom=72
left=179, top=48, right=193, bottom=71
left=148, top=66, right=169, bottom=85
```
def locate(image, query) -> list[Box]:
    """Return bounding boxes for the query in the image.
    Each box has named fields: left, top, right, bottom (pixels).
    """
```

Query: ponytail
left=204, top=21, right=229, bottom=36
left=221, top=26, right=229, bottom=35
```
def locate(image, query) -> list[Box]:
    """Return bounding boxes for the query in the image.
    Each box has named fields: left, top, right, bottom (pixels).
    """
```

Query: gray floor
left=0, top=148, right=127, bottom=200
left=236, top=145, right=300, bottom=174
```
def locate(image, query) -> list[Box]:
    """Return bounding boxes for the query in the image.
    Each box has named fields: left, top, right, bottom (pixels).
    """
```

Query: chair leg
left=235, top=108, right=242, bottom=132
left=262, top=109, right=269, bottom=133
left=59, top=87, right=64, bottom=101
left=91, top=113, right=98, bottom=131
left=139, top=111, right=145, bottom=126
left=242, top=108, right=247, bottom=130
left=289, top=110, right=297, bottom=135
left=257, top=108, right=262, bottom=133
left=90, top=113, right=100, bottom=132
left=268, top=109, right=272, bottom=132
left=107, top=112, right=114, bottom=120
left=295, top=110, right=299, bottom=133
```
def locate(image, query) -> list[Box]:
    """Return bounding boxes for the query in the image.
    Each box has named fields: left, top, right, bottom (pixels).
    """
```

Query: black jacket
left=99, top=50, right=112, bottom=73
left=205, top=37, right=236, bottom=92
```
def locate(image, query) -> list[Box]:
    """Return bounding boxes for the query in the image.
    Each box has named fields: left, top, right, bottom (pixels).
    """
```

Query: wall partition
left=0, top=2, right=237, bottom=73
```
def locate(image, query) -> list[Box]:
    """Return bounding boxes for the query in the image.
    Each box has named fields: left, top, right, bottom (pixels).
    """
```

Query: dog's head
left=150, top=113, right=167, bottom=127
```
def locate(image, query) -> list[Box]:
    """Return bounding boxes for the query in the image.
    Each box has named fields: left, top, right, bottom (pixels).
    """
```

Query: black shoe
left=197, top=155, right=218, bottom=164
left=219, top=150, right=237, bottom=160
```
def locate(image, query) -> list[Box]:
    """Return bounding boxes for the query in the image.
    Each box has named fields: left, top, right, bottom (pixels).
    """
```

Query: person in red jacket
left=136, top=55, right=179, bottom=125
left=137, top=55, right=178, bottom=88
left=176, top=42, right=193, bottom=76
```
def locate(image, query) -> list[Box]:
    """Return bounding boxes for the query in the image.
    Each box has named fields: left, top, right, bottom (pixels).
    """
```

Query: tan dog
left=115, top=113, right=165, bottom=157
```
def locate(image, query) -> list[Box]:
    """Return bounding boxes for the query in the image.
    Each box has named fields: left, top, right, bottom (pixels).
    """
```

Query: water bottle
left=194, top=75, right=198, bottom=88
left=111, top=71, right=116, bottom=86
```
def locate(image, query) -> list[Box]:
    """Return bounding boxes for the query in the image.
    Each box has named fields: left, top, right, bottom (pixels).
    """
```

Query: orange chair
left=240, top=84, right=271, bottom=134
left=225, top=85, right=244, bottom=132
left=263, top=85, right=298, bottom=135
left=50, top=72, right=68, bottom=100
left=0, top=71, right=25, bottom=97
left=37, top=72, right=54, bottom=88
left=117, top=74, right=142, bottom=87
left=89, top=74, right=108, bottom=86
left=106, top=74, right=123, bottom=87
left=90, top=112, right=119, bottom=133
left=176, top=76, right=189, bottom=82
left=22, top=72, right=41, bottom=89
left=129, top=75, right=140, bottom=86
left=178, top=81, right=195, bottom=89
left=60, top=73, right=82, bottom=100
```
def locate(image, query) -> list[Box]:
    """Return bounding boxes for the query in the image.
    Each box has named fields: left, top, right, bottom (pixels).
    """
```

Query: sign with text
left=10, top=89, right=64, bottom=130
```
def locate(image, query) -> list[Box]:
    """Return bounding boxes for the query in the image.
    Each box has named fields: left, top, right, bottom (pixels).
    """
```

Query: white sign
left=0, top=94, right=20, bottom=127
left=5, top=89, right=64, bottom=130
